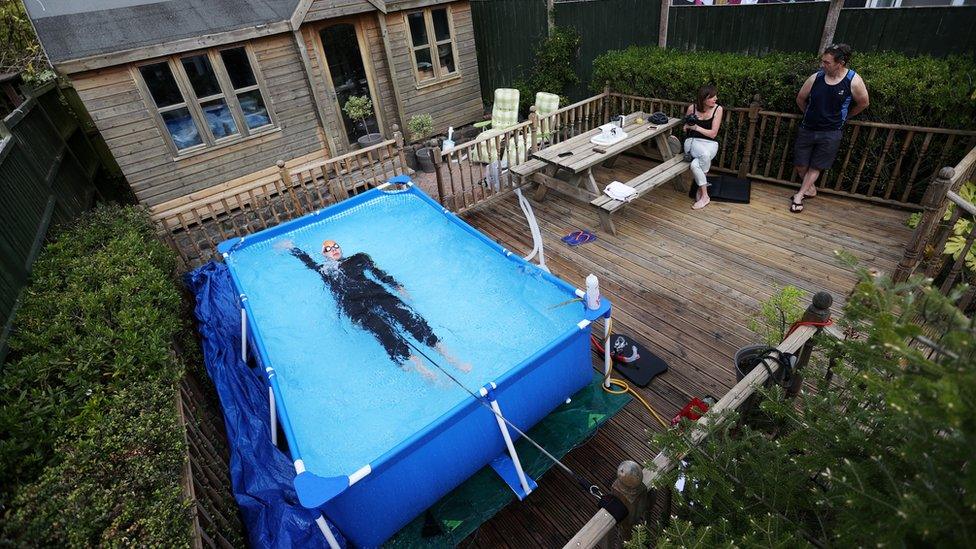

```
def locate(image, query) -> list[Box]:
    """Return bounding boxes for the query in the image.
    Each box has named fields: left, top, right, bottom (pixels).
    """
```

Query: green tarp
left=387, top=373, right=630, bottom=547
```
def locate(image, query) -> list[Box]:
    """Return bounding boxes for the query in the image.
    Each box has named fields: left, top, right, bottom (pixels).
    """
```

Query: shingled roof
left=27, top=0, right=300, bottom=65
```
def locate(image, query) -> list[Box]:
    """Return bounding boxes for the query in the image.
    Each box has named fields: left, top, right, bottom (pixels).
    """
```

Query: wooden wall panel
left=383, top=1, right=483, bottom=135
left=72, top=34, right=326, bottom=207
left=305, top=0, right=375, bottom=22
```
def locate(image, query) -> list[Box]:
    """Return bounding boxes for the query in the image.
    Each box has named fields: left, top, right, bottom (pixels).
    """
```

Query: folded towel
left=604, top=180, right=638, bottom=202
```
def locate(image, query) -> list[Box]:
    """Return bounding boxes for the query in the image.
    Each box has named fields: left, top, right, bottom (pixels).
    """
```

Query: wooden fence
left=471, top=1, right=976, bottom=105
left=894, top=145, right=976, bottom=309
left=0, top=81, right=101, bottom=360
left=151, top=135, right=409, bottom=268
left=433, top=89, right=976, bottom=215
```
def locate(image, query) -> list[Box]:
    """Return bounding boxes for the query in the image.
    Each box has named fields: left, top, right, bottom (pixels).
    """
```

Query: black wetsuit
left=290, top=248, right=439, bottom=365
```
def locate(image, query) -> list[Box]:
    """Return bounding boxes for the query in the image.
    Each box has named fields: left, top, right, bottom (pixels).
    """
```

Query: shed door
left=318, top=22, right=382, bottom=148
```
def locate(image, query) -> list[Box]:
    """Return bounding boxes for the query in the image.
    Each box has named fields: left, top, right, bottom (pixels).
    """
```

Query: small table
left=530, top=117, right=683, bottom=204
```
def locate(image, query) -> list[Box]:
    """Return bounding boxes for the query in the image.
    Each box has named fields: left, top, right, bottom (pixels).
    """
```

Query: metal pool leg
left=239, top=294, right=248, bottom=363
left=269, top=387, right=277, bottom=446
left=603, top=309, right=613, bottom=389
left=481, top=382, right=535, bottom=499
left=314, top=515, right=341, bottom=549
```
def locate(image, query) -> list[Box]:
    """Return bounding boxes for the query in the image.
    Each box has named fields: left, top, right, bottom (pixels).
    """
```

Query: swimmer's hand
left=274, top=238, right=295, bottom=251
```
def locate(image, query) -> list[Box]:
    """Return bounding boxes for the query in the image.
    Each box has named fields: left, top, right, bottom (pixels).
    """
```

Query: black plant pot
left=415, top=147, right=437, bottom=173
left=356, top=133, right=384, bottom=149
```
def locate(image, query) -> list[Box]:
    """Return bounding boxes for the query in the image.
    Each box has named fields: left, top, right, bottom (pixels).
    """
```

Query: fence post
left=738, top=95, right=762, bottom=179
left=529, top=107, right=539, bottom=154
left=893, top=167, right=954, bottom=283
left=658, top=0, right=670, bottom=48
left=612, top=460, right=649, bottom=542
left=432, top=146, right=445, bottom=206
left=392, top=124, right=408, bottom=170
left=791, top=291, right=833, bottom=397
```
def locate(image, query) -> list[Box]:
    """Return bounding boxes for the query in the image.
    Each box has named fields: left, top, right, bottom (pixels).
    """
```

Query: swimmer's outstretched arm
left=288, top=247, right=321, bottom=271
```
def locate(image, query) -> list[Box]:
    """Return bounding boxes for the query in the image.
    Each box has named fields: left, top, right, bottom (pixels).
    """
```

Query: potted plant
left=408, top=114, right=436, bottom=173
left=343, top=95, right=383, bottom=148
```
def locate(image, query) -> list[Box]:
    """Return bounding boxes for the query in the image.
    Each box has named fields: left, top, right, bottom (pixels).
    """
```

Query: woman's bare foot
left=409, top=355, right=439, bottom=384
left=436, top=342, right=472, bottom=373
left=692, top=196, right=710, bottom=210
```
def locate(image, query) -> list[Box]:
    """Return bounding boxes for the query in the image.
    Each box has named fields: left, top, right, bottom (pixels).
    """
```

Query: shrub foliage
left=592, top=47, right=976, bottom=129
left=631, top=269, right=976, bottom=547
left=0, top=205, right=191, bottom=546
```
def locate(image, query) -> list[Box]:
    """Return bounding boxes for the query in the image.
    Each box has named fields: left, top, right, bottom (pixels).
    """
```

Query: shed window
left=137, top=44, right=274, bottom=154
left=405, top=7, right=459, bottom=84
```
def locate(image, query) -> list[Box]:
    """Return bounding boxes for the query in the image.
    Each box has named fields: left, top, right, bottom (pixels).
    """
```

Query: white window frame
left=134, top=43, right=276, bottom=157
left=404, top=6, right=461, bottom=86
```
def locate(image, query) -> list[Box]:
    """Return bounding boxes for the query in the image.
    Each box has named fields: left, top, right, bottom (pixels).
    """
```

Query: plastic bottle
left=585, top=274, right=601, bottom=310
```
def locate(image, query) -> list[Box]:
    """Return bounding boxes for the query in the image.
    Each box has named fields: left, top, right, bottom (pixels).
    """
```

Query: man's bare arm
left=848, top=74, right=870, bottom=119
left=796, top=73, right=816, bottom=113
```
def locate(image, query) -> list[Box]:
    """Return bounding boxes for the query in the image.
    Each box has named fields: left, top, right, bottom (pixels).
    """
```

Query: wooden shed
left=26, top=0, right=484, bottom=208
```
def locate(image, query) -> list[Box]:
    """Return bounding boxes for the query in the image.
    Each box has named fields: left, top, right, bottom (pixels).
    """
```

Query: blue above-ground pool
left=217, top=179, right=610, bottom=546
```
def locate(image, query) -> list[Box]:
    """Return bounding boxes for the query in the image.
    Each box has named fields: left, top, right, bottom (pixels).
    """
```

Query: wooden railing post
left=529, top=107, right=539, bottom=153
left=603, top=84, right=611, bottom=125
left=893, top=167, right=954, bottom=282
left=432, top=146, right=445, bottom=206
left=612, top=460, right=649, bottom=542
left=392, top=123, right=408, bottom=171
left=738, top=95, right=762, bottom=179
left=791, top=291, right=833, bottom=397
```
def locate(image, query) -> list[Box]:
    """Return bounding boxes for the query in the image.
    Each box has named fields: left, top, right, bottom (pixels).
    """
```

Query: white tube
left=269, top=387, right=277, bottom=446
left=489, top=398, right=532, bottom=496
left=315, top=515, right=342, bottom=549
left=604, top=316, right=612, bottom=389
left=515, top=187, right=549, bottom=272
left=240, top=307, right=247, bottom=363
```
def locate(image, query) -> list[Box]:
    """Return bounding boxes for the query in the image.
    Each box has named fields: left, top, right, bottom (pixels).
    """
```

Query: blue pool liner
left=185, top=261, right=346, bottom=548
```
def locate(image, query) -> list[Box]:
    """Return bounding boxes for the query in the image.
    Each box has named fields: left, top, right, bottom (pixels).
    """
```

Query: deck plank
left=460, top=155, right=912, bottom=545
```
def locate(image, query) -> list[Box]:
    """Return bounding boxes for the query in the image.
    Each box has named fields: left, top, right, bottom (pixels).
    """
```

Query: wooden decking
left=459, top=154, right=913, bottom=546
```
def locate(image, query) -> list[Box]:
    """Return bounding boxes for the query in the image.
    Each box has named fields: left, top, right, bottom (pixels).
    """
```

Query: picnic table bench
left=517, top=116, right=691, bottom=235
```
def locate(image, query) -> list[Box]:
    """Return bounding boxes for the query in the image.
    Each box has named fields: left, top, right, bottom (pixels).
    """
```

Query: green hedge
left=592, top=47, right=976, bottom=129
left=0, top=205, right=191, bottom=546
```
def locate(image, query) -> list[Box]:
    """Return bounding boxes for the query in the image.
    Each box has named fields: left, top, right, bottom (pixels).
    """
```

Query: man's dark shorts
left=793, top=126, right=843, bottom=170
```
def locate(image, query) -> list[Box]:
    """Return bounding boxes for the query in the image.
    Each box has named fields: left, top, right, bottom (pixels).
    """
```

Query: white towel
left=604, top=180, right=638, bottom=202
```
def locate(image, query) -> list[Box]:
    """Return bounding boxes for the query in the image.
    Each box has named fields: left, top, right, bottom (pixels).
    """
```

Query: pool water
left=225, top=192, right=583, bottom=478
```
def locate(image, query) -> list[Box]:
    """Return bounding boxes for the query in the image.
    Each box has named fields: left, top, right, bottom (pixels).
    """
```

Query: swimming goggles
left=323, top=244, right=341, bottom=252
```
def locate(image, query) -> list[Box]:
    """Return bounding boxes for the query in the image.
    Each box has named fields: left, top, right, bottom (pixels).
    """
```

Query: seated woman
left=683, top=84, right=724, bottom=210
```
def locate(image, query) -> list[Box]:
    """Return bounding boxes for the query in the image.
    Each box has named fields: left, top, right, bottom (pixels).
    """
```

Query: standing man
left=790, top=43, right=869, bottom=213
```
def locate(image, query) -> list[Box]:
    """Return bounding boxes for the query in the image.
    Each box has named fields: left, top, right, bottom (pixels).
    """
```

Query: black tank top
left=801, top=69, right=855, bottom=131
left=687, top=105, right=719, bottom=142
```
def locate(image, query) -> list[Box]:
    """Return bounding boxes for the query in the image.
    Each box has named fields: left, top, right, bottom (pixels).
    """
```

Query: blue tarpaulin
left=185, top=261, right=345, bottom=548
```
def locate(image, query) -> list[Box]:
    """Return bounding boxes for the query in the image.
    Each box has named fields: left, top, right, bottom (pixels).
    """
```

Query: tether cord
left=403, top=339, right=606, bottom=499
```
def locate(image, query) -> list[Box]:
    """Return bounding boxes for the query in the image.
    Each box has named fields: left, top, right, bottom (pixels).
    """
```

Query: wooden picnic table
left=529, top=116, right=684, bottom=204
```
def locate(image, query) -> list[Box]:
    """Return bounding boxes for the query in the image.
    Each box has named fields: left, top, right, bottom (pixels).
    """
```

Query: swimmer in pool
left=284, top=239, right=471, bottom=382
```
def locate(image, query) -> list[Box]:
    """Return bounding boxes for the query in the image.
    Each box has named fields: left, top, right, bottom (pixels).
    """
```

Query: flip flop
left=562, top=230, right=586, bottom=244
left=568, top=232, right=597, bottom=246
left=789, top=199, right=804, bottom=213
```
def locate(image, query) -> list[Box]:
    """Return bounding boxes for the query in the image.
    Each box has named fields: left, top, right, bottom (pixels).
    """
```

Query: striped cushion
left=491, top=88, right=520, bottom=129
left=534, top=92, right=560, bottom=116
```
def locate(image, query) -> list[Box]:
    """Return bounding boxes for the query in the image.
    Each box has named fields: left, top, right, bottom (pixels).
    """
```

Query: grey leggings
left=683, top=138, right=719, bottom=188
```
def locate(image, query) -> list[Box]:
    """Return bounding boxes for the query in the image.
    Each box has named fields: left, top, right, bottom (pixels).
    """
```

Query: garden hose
left=593, top=317, right=671, bottom=429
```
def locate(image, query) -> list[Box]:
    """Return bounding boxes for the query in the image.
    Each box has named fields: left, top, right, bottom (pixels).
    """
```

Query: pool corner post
left=602, top=308, right=612, bottom=390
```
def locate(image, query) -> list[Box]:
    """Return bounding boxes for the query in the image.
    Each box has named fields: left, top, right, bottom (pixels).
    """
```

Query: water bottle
left=585, top=274, right=601, bottom=310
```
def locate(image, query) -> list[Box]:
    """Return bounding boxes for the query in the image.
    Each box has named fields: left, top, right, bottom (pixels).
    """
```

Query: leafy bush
left=0, top=205, right=192, bottom=546
left=407, top=113, right=434, bottom=143
left=748, top=285, right=804, bottom=346
left=634, top=268, right=976, bottom=547
left=514, top=26, right=581, bottom=115
left=592, top=47, right=976, bottom=129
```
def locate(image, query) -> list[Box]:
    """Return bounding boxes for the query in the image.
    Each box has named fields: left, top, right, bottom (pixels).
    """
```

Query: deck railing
left=564, top=293, right=834, bottom=548
left=606, top=92, right=976, bottom=209
left=433, top=90, right=613, bottom=213
left=152, top=134, right=408, bottom=268
left=894, top=145, right=976, bottom=309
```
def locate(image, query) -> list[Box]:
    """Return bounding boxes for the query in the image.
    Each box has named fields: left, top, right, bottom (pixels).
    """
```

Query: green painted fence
left=837, top=7, right=976, bottom=58
left=0, top=82, right=102, bottom=361
left=470, top=0, right=548, bottom=107
left=667, top=4, right=828, bottom=56
left=554, top=0, right=661, bottom=101
left=471, top=2, right=976, bottom=105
